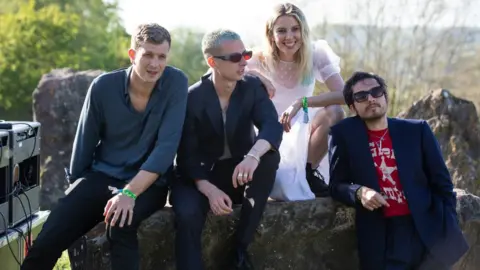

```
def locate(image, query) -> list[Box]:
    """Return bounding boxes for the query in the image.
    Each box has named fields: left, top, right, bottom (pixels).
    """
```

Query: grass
left=54, top=251, right=71, bottom=270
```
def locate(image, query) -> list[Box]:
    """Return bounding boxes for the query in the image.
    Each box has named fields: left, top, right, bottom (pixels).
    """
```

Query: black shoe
left=306, top=163, right=330, bottom=197
left=234, top=247, right=254, bottom=270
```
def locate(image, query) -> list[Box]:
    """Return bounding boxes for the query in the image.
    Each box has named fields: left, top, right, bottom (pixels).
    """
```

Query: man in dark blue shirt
left=21, top=23, right=188, bottom=270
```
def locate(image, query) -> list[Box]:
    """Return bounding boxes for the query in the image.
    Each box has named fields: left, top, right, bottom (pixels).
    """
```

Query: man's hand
left=232, top=156, right=259, bottom=188
left=103, top=193, right=135, bottom=227
left=280, top=99, right=302, bottom=132
left=196, top=180, right=233, bottom=216
left=358, top=186, right=390, bottom=211
left=207, top=187, right=233, bottom=216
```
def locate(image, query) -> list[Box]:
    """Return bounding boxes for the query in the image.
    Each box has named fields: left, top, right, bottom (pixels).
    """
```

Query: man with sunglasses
left=328, top=71, right=468, bottom=270
left=171, top=29, right=283, bottom=270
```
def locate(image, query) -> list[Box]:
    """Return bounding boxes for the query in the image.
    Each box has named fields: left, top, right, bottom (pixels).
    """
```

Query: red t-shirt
left=367, top=129, right=411, bottom=217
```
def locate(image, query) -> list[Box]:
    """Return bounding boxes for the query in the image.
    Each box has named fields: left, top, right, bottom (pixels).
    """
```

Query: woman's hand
left=246, top=70, right=276, bottom=98
left=261, top=79, right=276, bottom=99
left=280, top=99, right=302, bottom=132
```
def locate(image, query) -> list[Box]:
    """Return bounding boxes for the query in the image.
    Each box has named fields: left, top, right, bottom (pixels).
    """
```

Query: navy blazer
left=176, top=73, right=283, bottom=181
left=328, top=116, right=468, bottom=269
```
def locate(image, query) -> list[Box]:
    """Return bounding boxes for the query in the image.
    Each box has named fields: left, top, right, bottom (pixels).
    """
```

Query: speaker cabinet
left=0, top=130, right=9, bottom=233
left=0, top=121, right=41, bottom=228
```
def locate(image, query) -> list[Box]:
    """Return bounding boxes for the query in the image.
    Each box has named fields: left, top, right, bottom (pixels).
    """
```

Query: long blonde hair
left=261, top=3, right=314, bottom=85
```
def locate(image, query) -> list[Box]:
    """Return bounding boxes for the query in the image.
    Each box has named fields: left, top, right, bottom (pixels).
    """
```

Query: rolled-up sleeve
left=140, top=73, right=188, bottom=175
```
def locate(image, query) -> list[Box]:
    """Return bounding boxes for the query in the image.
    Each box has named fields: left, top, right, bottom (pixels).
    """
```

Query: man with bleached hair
left=171, top=29, right=283, bottom=270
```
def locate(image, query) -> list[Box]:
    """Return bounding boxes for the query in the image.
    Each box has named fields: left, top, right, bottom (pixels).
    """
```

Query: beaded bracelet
left=302, top=97, right=309, bottom=123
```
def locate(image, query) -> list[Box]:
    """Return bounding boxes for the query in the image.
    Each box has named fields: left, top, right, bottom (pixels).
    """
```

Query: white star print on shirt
left=374, top=156, right=397, bottom=185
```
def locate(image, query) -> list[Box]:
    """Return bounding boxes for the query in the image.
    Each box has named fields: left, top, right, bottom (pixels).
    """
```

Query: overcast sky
left=115, top=0, right=480, bottom=43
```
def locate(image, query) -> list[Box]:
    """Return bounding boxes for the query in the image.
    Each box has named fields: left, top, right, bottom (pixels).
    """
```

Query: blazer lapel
left=351, top=116, right=382, bottom=191
left=203, top=79, right=224, bottom=137
left=225, top=83, right=244, bottom=142
left=386, top=118, right=409, bottom=187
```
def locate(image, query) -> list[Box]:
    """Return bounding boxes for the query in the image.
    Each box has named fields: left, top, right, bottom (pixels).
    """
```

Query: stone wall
left=82, top=190, right=480, bottom=270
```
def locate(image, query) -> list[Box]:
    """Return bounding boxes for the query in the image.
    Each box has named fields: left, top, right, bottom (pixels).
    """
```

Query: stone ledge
left=80, top=190, right=480, bottom=270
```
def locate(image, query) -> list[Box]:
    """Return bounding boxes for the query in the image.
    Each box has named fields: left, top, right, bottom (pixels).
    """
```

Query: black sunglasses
left=353, top=86, right=386, bottom=103
left=213, top=50, right=252, bottom=63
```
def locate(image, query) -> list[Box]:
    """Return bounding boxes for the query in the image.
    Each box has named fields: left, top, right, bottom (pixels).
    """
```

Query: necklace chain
left=371, top=129, right=388, bottom=150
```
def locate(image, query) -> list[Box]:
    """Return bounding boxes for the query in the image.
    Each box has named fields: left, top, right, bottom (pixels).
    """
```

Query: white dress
left=247, top=40, right=341, bottom=201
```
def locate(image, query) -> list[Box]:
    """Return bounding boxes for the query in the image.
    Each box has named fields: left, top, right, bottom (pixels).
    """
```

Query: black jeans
left=21, top=171, right=168, bottom=270
left=170, top=151, right=280, bottom=270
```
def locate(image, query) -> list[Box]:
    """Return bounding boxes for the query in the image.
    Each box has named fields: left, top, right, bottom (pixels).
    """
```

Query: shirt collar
left=124, top=66, right=164, bottom=97
left=123, top=66, right=133, bottom=97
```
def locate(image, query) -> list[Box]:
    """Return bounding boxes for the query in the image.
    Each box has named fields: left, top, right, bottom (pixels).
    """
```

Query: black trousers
left=171, top=151, right=280, bottom=270
left=385, top=215, right=451, bottom=270
left=21, top=171, right=168, bottom=270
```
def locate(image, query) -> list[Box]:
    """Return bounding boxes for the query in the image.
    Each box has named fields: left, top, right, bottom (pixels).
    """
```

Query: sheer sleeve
left=246, top=51, right=272, bottom=79
left=312, top=40, right=341, bottom=83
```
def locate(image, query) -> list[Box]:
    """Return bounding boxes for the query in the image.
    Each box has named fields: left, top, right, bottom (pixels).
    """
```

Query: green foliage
left=1, top=0, right=478, bottom=119
left=0, top=0, right=129, bottom=115
left=0, top=2, right=77, bottom=109
left=54, top=250, right=71, bottom=269
left=168, top=28, right=209, bottom=85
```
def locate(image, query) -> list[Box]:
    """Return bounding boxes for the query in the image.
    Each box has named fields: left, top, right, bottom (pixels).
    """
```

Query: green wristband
left=302, top=97, right=309, bottom=123
left=302, top=96, right=308, bottom=110
left=121, top=189, right=137, bottom=200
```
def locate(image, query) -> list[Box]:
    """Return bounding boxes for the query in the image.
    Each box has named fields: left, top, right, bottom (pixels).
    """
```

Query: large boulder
left=80, top=191, right=480, bottom=270
left=454, top=189, right=480, bottom=270
left=83, top=198, right=358, bottom=270
left=398, top=89, right=480, bottom=196
left=32, top=68, right=104, bottom=210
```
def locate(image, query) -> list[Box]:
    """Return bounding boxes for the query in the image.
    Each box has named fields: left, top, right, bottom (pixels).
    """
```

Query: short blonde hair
left=201, top=29, right=241, bottom=60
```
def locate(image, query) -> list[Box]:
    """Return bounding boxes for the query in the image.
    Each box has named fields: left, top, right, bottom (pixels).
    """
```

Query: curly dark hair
left=343, top=71, right=388, bottom=106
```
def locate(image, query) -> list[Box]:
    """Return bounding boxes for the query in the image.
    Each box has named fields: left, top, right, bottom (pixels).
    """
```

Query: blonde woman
left=246, top=3, right=346, bottom=199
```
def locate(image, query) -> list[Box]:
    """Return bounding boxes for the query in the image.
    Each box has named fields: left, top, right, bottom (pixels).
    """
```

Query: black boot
left=306, top=163, right=330, bottom=197
left=234, top=247, right=254, bottom=270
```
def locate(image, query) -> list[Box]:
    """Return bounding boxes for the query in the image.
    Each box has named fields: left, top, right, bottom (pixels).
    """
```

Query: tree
left=0, top=2, right=80, bottom=110
left=311, top=0, right=479, bottom=115
left=168, top=27, right=209, bottom=85
left=0, top=0, right=129, bottom=119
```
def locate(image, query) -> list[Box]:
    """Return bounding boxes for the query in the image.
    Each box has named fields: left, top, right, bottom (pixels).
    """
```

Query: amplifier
left=0, top=130, right=9, bottom=233
left=0, top=121, right=41, bottom=228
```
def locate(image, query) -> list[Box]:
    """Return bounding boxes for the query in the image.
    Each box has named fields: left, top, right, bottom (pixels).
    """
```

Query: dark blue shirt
left=69, top=66, right=188, bottom=185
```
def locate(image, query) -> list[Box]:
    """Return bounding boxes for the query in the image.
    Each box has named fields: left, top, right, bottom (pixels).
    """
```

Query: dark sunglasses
left=353, top=86, right=386, bottom=103
left=213, top=50, right=252, bottom=63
